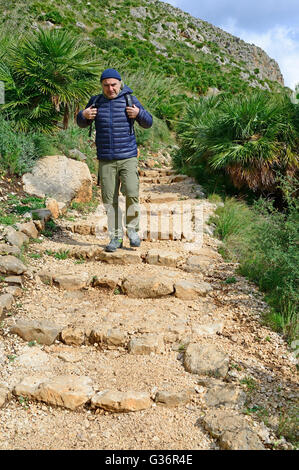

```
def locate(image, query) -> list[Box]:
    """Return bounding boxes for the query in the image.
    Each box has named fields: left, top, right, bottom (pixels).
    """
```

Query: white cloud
left=219, top=22, right=299, bottom=90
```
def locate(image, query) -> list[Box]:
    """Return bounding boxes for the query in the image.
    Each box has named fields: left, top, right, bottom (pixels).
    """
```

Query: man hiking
left=76, top=68, right=153, bottom=252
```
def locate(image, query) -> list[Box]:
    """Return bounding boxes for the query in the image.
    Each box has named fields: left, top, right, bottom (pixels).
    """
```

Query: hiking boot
left=105, top=238, right=123, bottom=252
left=127, top=230, right=141, bottom=247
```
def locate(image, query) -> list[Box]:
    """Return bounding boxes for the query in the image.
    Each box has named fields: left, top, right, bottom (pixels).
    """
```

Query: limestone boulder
left=15, top=348, right=49, bottom=369
left=183, top=255, right=211, bottom=273
left=4, top=285, right=22, bottom=297
left=4, top=226, right=29, bottom=248
left=130, top=6, right=148, bottom=19
left=53, top=272, right=90, bottom=291
left=22, top=155, right=92, bottom=204
left=68, top=245, right=103, bottom=260
left=145, top=193, right=178, bottom=204
left=89, top=328, right=108, bottom=346
left=91, top=390, right=152, bottom=412
left=60, top=326, right=86, bottom=346
left=155, top=389, right=192, bottom=407
left=128, top=334, right=164, bottom=355
left=184, top=343, right=229, bottom=378
left=0, top=384, right=11, bottom=408
left=92, top=274, right=121, bottom=290
left=10, top=320, right=61, bottom=345
left=0, top=244, right=21, bottom=256
left=202, top=409, right=265, bottom=450
left=169, top=174, right=189, bottom=183
left=146, top=249, right=184, bottom=267
left=14, top=375, right=94, bottom=410
left=191, top=317, right=224, bottom=336
left=99, top=251, right=141, bottom=265
left=105, top=329, right=128, bottom=347
left=4, top=276, right=23, bottom=287
left=13, top=377, right=44, bottom=399
left=37, top=270, right=54, bottom=286
left=199, top=378, right=247, bottom=408
left=122, top=274, right=174, bottom=298
left=16, top=221, right=38, bottom=239
left=174, top=280, right=212, bottom=299
left=69, top=148, right=87, bottom=161
left=0, top=256, right=27, bottom=275
left=0, top=293, right=14, bottom=316
left=45, top=198, right=60, bottom=219
left=67, top=223, right=93, bottom=235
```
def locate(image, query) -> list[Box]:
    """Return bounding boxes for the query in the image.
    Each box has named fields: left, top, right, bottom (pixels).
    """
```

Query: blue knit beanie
left=100, top=68, right=121, bottom=82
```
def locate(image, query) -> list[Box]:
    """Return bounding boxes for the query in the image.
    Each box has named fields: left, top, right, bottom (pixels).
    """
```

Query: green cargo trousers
left=98, top=157, right=140, bottom=239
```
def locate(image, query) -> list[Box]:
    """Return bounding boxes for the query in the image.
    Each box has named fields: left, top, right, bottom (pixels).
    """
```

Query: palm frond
left=176, top=90, right=299, bottom=191
left=1, top=26, right=102, bottom=131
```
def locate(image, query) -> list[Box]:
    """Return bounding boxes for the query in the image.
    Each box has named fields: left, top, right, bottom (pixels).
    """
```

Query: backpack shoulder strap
left=88, top=94, right=103, bottom=137
left=125, top=93, right=134, bottom=135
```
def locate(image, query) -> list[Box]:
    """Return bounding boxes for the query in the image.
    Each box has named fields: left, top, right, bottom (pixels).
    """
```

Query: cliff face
left=132, top=1, right=284, bottom=87
left=197, top=23, right=284, bottom=86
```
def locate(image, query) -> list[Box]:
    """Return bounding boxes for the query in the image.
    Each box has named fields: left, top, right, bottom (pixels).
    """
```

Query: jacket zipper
left=110, top=100, right=113, bottom=157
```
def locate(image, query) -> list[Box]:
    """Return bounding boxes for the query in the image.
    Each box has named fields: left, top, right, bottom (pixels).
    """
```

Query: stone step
left=140, top=174, right=190, bottom=185
left=9, top=312, right=224, bottom=350
left=62, top=222, right=189, bottom=241
left=36, top=245, right=205, bottom=267
left=33, top=246, right=220, bottom=273
left=138, top=168, right=176, bottom=177
left=61, top=200, right=203, bottom=241
left=140, top=193, right=179, bottom=204
left=35, top=267, right=213, bottom=299
left=3, top=358, right=266, bottom=449
left=11, top=373, right=199, bottom=413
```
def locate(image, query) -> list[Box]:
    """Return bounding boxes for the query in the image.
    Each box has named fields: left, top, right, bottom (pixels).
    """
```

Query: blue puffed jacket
left=76, top=85, right=153, bottom=161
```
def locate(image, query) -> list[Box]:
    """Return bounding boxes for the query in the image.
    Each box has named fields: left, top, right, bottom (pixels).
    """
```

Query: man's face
left=101, top=78, right=121, bottom=99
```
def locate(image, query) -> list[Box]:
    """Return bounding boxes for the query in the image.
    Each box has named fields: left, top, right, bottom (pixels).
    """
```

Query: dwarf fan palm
left=177, top=92, right=299, bottom=192
left=0, top=27, right=101, bottom=132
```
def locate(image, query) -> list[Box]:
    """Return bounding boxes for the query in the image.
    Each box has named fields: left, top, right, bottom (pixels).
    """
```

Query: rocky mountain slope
left=130, top=1, right=284, bottom=87
left=0, top=0, right=285, bottom=95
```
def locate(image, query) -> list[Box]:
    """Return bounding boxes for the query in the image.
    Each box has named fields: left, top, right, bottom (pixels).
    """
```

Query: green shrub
left=277, top=404, right=299, bottom=447
left=1, top=28, right=101, bottom=133
left=175, top=91, right=299, bottom=194
left=10, top=195, right=46, bottom=215
left=54, top=250, right=69, bottom=260
left=209, top=197, right=255, bottom=242
left=210, top=178, right=299, bottom=342
left=40, top=10, right=64, bottom=25
left=135, top=116, right=172, bottom=150
left=0, top=116, right=40, bottom=175
left=91, top=27, right=107, bottom=38
left=0, top=212, right=18, bottom=225
left=41, top=219, right=59, bottom=238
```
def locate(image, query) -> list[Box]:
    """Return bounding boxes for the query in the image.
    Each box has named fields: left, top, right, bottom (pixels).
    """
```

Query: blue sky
left=164, top=0, right=299, bottom=90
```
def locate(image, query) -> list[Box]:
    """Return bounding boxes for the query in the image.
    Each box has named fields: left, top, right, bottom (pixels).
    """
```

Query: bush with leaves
left=175, top=91, right=299, bottom=194
left=0, top=27, right=101, bottom=132
left=210, top=176, right=299, bottom=341
left=0, top=116, right=40, bottom=175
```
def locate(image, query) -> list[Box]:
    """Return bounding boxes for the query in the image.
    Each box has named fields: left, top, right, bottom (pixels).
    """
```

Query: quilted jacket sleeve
left=76, top=96, right=95, bottom=128
left=132, top=96, right=153, bottom=129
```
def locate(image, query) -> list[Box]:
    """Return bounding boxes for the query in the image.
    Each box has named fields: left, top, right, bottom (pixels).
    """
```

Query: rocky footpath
left=0, top=163, right=297, bottom=450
